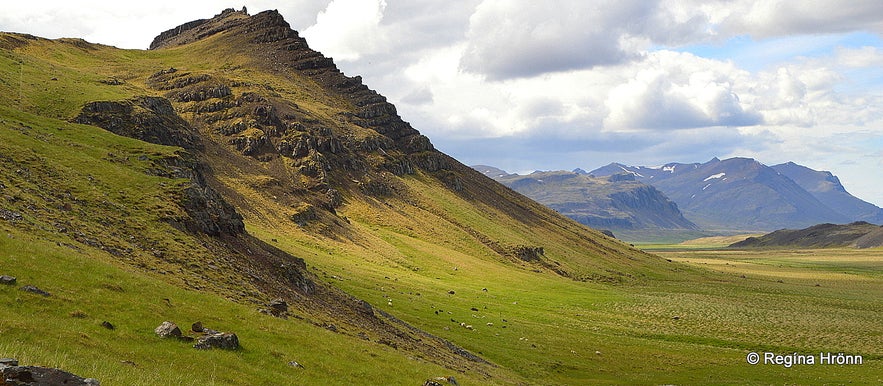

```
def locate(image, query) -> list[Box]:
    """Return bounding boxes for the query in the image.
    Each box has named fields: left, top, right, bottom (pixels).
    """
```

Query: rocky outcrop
left=148, top=8, right=446, bottom=175
left=74, top=96, right=245, bottom=236
left=73, top=96, right=199, bottom=150
left=508, top=245, right=544, bottom=262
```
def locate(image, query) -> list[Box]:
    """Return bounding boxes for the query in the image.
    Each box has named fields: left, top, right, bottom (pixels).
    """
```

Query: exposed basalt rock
left=149, top=8, right=249, bottom=50
left=290, top=203, right=318, bottom=225
left=75, top=97, right=245, bottom=236
left=169, top=84, right=232, bottom=103
left=19, top=285, right=50, bottom=297
left=180, top=175, right=246, bottom=235
left=280, top=262, right=315, bottom=295
left=149, top=9, right=435, bottom=158
left=194, top=332, right=240, bottom=350
left=154, top=321, right=183, bottom=338
left=509, top=245, right=545, bottom=262
left=73, top=96, right=199, bottom=150
left=145, top=153, right=244, bottom=236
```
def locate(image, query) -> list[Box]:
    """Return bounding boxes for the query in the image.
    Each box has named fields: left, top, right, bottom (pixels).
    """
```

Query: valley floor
left=2, top=225, right=881, bottom=384
left=252, top=221, right=883, bottom=385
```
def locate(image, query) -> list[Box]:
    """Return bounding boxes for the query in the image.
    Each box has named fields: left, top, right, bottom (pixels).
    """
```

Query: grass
left=0, top=228, right=483, bottom=385
left=248, top=187, right=883, bottom=384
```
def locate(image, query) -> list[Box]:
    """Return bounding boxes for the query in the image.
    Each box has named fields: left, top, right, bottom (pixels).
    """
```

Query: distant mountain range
left=591, top=157, right=883, bottom=232
left=473, top=165, right=699, bottom=239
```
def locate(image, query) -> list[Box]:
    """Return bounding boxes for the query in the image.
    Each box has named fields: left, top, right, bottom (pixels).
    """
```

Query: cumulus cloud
left=459, top=0, right=647, bottom=79
left=714, top=0, right=883, bottom=38
left=604, top=52, right=762, bottom=131
left=301, top=0, right=388, bottom=61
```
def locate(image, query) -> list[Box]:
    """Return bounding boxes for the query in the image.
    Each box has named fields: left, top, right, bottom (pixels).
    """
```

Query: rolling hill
left=730, top=221, right=883, bottom=249
left=1, top=8, right=880, bottom=385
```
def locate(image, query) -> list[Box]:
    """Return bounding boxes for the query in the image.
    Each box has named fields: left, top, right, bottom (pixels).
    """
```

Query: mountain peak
left=150, top=8, right=255, bottom=50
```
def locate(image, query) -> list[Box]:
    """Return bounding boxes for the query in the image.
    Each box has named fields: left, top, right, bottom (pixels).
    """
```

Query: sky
left=2, top=1, right=883, bottom=206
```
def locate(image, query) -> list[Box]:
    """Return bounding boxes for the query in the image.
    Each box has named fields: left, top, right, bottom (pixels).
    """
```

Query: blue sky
left=2, top=0, right=882, bottom=206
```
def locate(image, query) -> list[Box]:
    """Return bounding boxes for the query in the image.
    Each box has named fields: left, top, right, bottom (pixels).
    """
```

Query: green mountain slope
left=1, top=9, right=880, bottom=385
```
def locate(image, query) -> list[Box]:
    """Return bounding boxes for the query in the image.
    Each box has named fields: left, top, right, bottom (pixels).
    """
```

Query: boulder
left=0, top=358, right=99, bottom=385
left=19, top=285, right=50, bottom=296
left=154, top=321, right=182, bottom=338
left=267, top=298, right=288, bottom=316
left=0, top=275, right=16, bottom=285
left=194, top=332, right=239, bottom=350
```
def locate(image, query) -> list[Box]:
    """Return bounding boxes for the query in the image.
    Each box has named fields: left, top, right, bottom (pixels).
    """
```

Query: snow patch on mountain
left=703, top=173, right=726, bottom=181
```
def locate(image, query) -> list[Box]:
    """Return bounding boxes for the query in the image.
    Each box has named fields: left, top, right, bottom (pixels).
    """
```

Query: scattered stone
left=154, top=321, right=182, bottom=338
left=0, top=275, right=16, bottom=285
left=100, top=321, right=115, bottom=330
left=191, top=321, right=204, bottom=333
left=325, top=324, right=337, bottom=332
left=194, top=332, right=239, bottom=350
left=672, top=316, right=680, bottom=320
left=287, top=361, right=304, bottom=369
left=267, top=298, right=288, bottom=316
left=424, top=376, right=459, bottom=386
left=19, top=285, right=50, bottom=296
left=0, top=358, right=99, bottom=385
left=448, top=290, right=455, bottom=295
left=470, top=307, right=479, bottom=312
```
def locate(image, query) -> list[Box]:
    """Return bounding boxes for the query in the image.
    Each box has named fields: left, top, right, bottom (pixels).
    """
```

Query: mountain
left=475, top=167, right=699, bottom=239
left=0, top=8, right=678, bottom=384
left=591, top=157, right=851, bottom=231
left=772, top=162, right=883, bottom=224
left=730, top=221, right=883, bottom=249
left=473, top=164, right=514, bottom=179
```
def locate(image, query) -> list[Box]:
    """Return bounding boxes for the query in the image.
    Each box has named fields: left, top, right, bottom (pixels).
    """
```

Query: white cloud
left=603, top=51, right=761, bottom=131
left=714, top=0, right=883, bottom=38
left=301, top=0, right=388, bottom=61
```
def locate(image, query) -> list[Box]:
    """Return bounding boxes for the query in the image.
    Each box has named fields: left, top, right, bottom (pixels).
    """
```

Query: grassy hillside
left=1, top=9, right=881, bottom=384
